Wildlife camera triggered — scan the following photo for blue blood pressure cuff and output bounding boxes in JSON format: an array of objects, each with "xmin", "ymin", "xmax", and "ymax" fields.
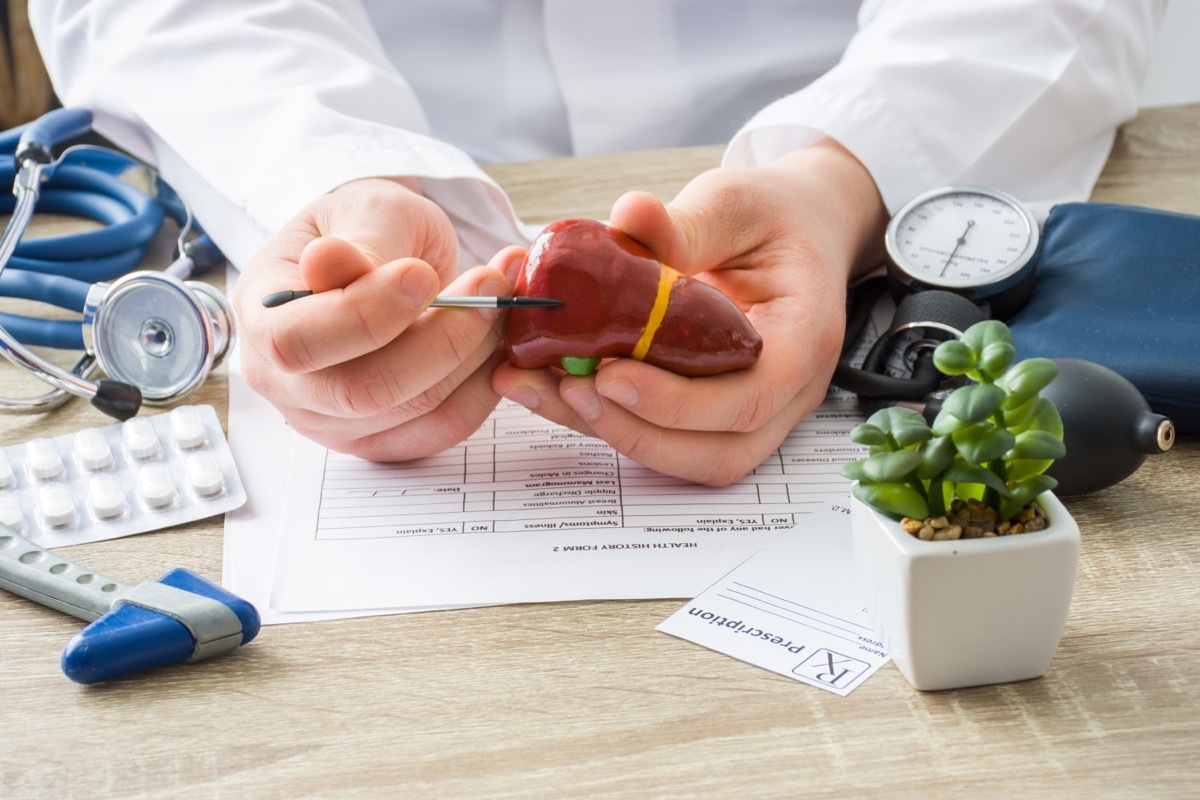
[{"xmin": 1007, "ymin": 202, "xmax": 1200, "ymax": 434}]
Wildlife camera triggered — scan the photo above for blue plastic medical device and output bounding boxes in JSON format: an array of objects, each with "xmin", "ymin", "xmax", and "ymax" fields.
[{"xmin": 0, "ymin": 523, "xmax": 259, "ymax": 683}]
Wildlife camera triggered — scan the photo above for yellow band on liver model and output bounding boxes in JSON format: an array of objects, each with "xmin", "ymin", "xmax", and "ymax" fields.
[{"xmin": 632, "ymin": 264, "xmax": 682, "ymax": 361}]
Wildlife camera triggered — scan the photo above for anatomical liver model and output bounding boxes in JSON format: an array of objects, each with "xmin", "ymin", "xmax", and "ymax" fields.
[{"xmin": 503, "ymin": 218, "xmax": 762, "ymax": 376}]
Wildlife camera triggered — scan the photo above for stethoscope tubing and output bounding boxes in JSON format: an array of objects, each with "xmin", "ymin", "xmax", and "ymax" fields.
[
  {"xmin": 0, "ymin": 313, "xmax": 83, "ymax": 350},
  {"xmin": 0, "ymin": 255, "xmax": 90, "ymax": 349},
  {"xmin": 0, "ymin": 267, "xmax": 90, "ymax": 309},
  {"xmin": 0, "ymin": 161, "xmax": 164, "ymax": 280}
]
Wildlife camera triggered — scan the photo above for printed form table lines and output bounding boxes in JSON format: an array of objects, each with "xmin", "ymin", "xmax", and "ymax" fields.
[{"xmin": 314, "ymin": 393, "xmax": 866, "ymax": 541}]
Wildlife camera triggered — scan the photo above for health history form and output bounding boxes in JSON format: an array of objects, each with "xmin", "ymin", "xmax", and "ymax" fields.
[
  {"xmin": 316, "ymin": 398, "xmax": 860, "ymax": 539},
  {"xmin": 270, "ymin": 389, "xmax": 867, "ymax": 613}
]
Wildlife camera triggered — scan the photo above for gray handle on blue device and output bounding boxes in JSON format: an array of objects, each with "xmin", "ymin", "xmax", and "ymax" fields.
[{"xmin": 0, "ymin": 523, "xmax": 125, "ymax": 620}]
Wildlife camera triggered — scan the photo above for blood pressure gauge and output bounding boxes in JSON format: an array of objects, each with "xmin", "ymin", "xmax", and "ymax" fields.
[
  {"xmin": 853, "ymin": 185, "xmax": 1040, "ymax": 397},
  {"xmin": 884, "ymin": 185, "xmax": 1040, "ymax": 320}
]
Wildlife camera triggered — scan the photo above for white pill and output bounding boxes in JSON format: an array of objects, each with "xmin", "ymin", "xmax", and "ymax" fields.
[
  {"xmin": 25, "ymin": 438, "xmax": 64, "ymax": 481},
  {"xmin": 185, "ymin": 452, "xmax": 225, "ymax": 497},
  {"xmin": 0, "ymin": 495, "xmax": 24, "ymax": 531},
  {"xmin": 122, "ymin": 418, "xmax": 161, "ymax": 460},
  {"xmin": 88, "ymin": 475, "xmax": 129, "ymax": 520},
  {"xmin": 75, "ymin": 428, "xmax": 115, "ymax": 471},
  {"xmin": 169, "ymin": 406, "xmax": 207, "ymax": 449},
  {"xmin": 38, "ymin": 484, "xmax": 77, "ymax": 527},
  {"xmin": 0, "ymin": 452, "xmax": 13, "ymax": 488},
  {"xmin": 137, "ymin": 463, "xmax": 177, "ymax": 509}
]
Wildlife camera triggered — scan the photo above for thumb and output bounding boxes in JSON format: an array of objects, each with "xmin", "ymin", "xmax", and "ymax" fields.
[{"xmin": 609, "ymin": 180, "xmax": 767, "ymax": 275}]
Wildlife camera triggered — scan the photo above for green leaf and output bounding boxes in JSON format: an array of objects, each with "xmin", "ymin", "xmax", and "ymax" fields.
[
  {"xmin": 933, "ymin": 339, "xmax": 976, "ymax": 375},
  {"xmin": 931, "ymin": 406, "xmax": 972, "ymax": 437},
  {"xmin": 849, "ymin": 423, "xmax": 887, "ymax": 447},
  {"xmin": 999, "ymin": 358, "xmax": 1060, "ymax": 409},
  {"xmin": 978, "ymin": 341, "xmax": 1016, "ymax": 376},
  {"xmin": 852, "ymin": 482, "xmax": 930, "ymax": 521},
  {"xmin": 942, "ymin": 462, "xmax": 1011, "ymax": 496},
  {"xmin": 999, "ymin": 475, "xmax": 1058, "ymax": 522},
  {"xmin": 1007, "ymin": 429, "xmax": 1067, "ymax": 461},
  {"xmin": 862, "ymin": 450, "xmax": 922, "ymax": 483},
  {"xmin": 960, "ymin": 320, "xmax": 1013, "ymax": 358},
  {"xmin": 916, "ymin": 435, "xmax": 957, "ymax": 479},
  {"xmin": 841, "ymin": 460, "xmax": 869, "ymax": 481},
  {"xmin": 1003, "ymin": 422, "xmax": 1066, "ymax": 483},
  {"xmin": 1008, "ymin": 396, "xmax": 1065, "ymax": 438},
  {"xmin": 952, "ymin": 424, "xmax": 1016, "ymax": 465},
  {"xmin": 941, "ymin": 383, "xmax": 1006, "ymax": 424},
  {"xmin": 1002, "ymin": 394, "xmax": 1037, "ymax": 428},
  {"xmin": 1005, "ymin": 459, "xmax": 1051, "ymax": 484},
  {"xmin": 863, "ymin": 406, "xmax": 932, "ymax": 448}
]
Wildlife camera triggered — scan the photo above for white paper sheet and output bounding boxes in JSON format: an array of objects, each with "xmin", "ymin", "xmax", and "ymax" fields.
[
  {"xmin": 656, "ymin": 497, "xmax": 889, "ymax": 696},
  {"xmin": 268, "ymin": 394, "xmax": 866, "ymax": 612},
  {"xmin": 224, "ymin": 266, "xmax": 890, "ymax": 623}
]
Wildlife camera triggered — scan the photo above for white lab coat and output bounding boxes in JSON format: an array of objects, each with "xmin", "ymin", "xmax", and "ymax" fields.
[{"xmin": 29, "ymin": 0, "xmax": 1163, "ymax": 270}]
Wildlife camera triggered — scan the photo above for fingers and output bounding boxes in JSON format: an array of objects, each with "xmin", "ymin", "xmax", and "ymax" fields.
[
  {"xmin": 494, "ymin": 361, "xmax": 810, "ymax": 487},
  {"xmin": 313, "ymin": 178, "xmax": 462, "ymax": 282},
  {"xmin": 297, "ymin": 236, "xmax": 381, "ymax": 292},
  {"xmin": 498, "ymin": 361, "xmax": 753, "ymax": 435},
  {"xmin": 493, "ymin": 361, "xmax": 596, "ymax": 434},
  {"xmin": 248, "ymin": 251, "xmax": 441, "ymax": 375},
  {"xmin": 496, "ymin": 344, "xmax": 821, "ymax": 436},
  {"xmin": 239, "ymin": 258, "xmax": 511, "ymax": 461},
  {"xmin": 292, "ymin": 264, "xmax": 511, "ymax": 418},
  {"xmin": 288, "ymin": 351, "xmax": 506, "ymax": 460},
  {"xmin": 608, "ymin": 191, "xmax": 688, "ymax": 265},
  {"xmin": 489, "ymin": 244, "xmax": 527, "ymax": 283}
]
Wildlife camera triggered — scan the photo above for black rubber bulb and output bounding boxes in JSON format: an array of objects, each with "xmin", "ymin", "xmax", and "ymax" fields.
[{"xmin": 1040, "ymin": 359, "xmax": 1175, "ymax": 495}]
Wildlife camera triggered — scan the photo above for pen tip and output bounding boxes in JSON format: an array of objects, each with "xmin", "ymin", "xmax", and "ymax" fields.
[{"xmin": 262, "ymin": 290, "xmax": 313, "ymax": 308}]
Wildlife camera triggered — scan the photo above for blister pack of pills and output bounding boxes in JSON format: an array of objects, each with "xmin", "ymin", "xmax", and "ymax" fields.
[{"xmin": 0, "ymin": 405, "xmax": 246, "ymax": 548}]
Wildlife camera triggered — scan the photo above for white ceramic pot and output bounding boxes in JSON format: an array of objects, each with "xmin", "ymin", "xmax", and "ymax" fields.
[{"xmin": 850, "ymin": 491, "xmax": 1080, "ymax": 692}]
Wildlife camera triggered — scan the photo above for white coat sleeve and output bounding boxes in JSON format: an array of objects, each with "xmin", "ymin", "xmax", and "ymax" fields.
[
  {"xmin": 27, "ymin": 0, "xmax": 529, "ymax": 270},
  {"xmin": 724, "ymin": 0, "xmax": 1166, "ymax": 219}
]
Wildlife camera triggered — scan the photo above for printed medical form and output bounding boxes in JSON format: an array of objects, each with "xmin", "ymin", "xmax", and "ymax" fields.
[{"xmin": 267, "ymin": 392, "xmax": 864, "ymax": 612}]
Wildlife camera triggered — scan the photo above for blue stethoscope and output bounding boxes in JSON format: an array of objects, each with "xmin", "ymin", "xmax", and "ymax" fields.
[{"xmin": 0, "ymin": 108, "xmax": 235, "ymax": 420}]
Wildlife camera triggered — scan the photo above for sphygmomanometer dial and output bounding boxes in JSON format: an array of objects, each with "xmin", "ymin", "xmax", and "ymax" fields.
[{"xmin": 884, "ymin": 185, "xmax": 1040, "ymax": 319}]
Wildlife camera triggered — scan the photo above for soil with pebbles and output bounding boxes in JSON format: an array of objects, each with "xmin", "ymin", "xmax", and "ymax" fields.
[{"xmin": 900, "ymin": 497, "xmax": 1049, "ymax": 541}]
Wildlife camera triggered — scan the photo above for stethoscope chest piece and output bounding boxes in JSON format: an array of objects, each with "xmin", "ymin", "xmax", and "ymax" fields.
[{"xmin": 82, "ymin": 272, "xmax": 235, "ymax": 404}]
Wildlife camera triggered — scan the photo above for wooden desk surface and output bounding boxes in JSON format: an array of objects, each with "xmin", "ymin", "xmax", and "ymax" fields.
[{"xmin": 2, "ymin": 105, "xmax": 1198, "ymax": 800}]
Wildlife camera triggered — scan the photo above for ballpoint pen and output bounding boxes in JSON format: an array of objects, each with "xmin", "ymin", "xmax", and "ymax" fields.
[{"xmin": 261, "ymin": 289, "xmax": 563, "ymax": 309}]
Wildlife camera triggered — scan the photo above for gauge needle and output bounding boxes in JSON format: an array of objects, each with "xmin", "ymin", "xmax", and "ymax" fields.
[{"xmin": 939, "ymin": 220, "xmax": 975, "ymax": 276}]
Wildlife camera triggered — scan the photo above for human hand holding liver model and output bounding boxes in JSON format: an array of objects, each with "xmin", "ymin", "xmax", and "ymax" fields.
[
  {"xmin": 503, "ymin": 218, "xmax": 762, "ymax": 377},
  {"xmin": 492, "ymin": 140, "xmax": 889, "ymax": 486}
]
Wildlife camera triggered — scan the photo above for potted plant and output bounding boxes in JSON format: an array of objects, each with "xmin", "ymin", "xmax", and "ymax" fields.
[{"xmin": 843, "ymin": 319, "xmax": 1080, "ymax": 691}]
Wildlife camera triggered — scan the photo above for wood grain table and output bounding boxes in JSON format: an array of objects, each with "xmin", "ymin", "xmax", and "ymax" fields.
[{"xmin": 1, "ymin": 104, "xmax": 1197, "ymax": 800}]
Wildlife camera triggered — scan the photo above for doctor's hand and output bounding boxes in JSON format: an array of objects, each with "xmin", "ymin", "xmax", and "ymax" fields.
[
  {"xmin": 233, "ymin": 177, "xmax": 513, "ymax": 460},
  {"xmin": 492, "ymin": 140, "xmax": 888, "ymax": 485}
]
